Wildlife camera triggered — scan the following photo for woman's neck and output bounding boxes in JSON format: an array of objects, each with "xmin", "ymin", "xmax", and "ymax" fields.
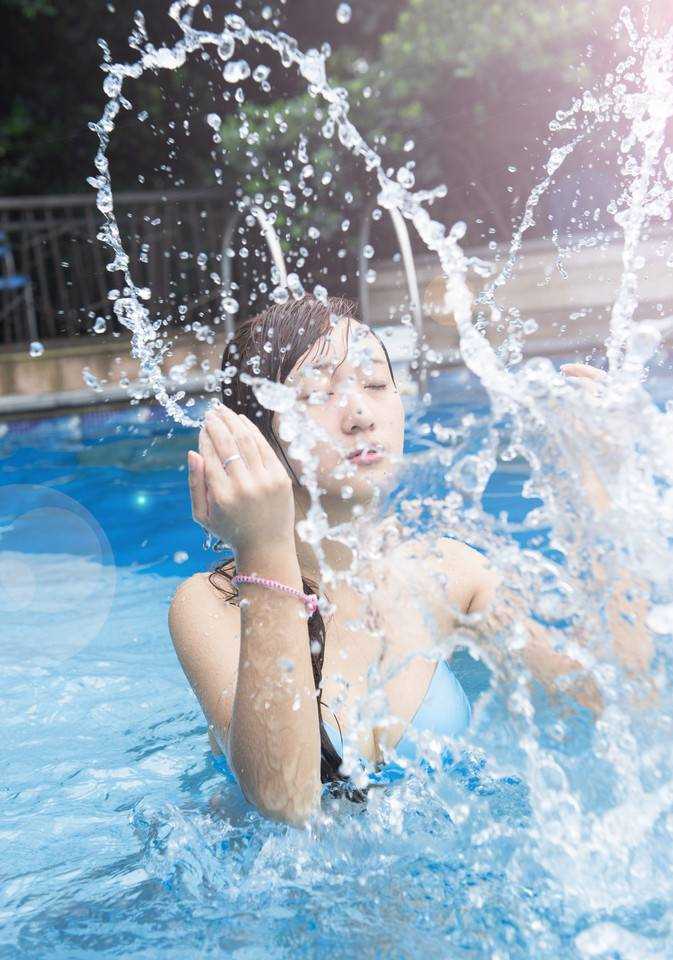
[{"xmin": 292, "ymin": 489, "xmax": 402, "ymax": 586}]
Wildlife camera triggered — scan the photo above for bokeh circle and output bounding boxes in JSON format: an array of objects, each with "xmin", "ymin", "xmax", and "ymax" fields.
[{"xmin": 0, "ymin": 485, "xmax": 116, "ymax": 662}]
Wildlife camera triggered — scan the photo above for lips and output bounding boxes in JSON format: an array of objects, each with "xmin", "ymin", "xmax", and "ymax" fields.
[{"xmin": 347, "ymin": 444, "xmax": 384, "ymax": 463}]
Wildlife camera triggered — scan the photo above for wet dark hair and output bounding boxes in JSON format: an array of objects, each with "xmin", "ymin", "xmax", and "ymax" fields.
[{"xmin": 208, "ymin": 295, "xmax": 398, "ymax": 803}]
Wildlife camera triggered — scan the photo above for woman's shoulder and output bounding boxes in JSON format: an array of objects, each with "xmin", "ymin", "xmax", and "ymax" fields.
[
  {"xmin": 386, "ymin": 533, "xmax": 491, "ymax": 618},
  {"xmin": 390, "ymin": 530, "xmax": 488, "ymax": 574},
  {"xmin": 168, "ymin": 571, "xmax": 242, "ymax": 761},
  {"xmin": 172, "ymin": 567, "xmax": 240, "ymax": 604},
  {"xmin": 168, "ymin": 570, "xmax": 241, "ymax": 641}
]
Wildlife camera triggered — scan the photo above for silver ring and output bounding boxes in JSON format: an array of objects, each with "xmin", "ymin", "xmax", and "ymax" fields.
[{"xmin": 222, "ymin": 453, "xmax": 243, "ymax": 471}]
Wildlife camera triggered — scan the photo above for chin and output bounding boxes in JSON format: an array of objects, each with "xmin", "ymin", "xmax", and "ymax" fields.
[{"xmin": 326, "ymin": 469, "xmax": 393, "ymax": 505}]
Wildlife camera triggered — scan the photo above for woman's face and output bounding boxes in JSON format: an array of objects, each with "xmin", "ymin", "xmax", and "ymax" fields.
[{"xmin": 272, "ymin": 318, "xmax": 405, "ymax": 505}]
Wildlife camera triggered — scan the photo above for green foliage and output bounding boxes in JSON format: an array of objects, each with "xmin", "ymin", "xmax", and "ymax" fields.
[
  {"xmin": 207, "ymin": 0, "xmax": 627, "ymax": 243},
  {"xmin": 1, "ymin": 0, "xmax": 631, "ymax": 242},
  {"xmin": 1, "ymin": 0, "xmax": 56, "ymax": 16},
  {"xmin": 378, "ymin": 0, "xmax": 610, "ymax": 81}
]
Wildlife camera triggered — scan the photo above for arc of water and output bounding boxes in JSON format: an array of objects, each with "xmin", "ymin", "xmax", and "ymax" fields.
[
  {"xmin": 93, "ymin": 5, "xmax": 512, "ymax": 428},
  {"xmin": 607, "ymin": 19, "xmax": 673, "ymax": 378},
  {"xmin": 221, "ymin": 202, "xmax": 288, "ymax": 339},
  {"xmin": 359, "ymin": 200, "xmax": 426, "ymax": 390},
  {"xmin": 358, "ymin": 201, "xmax": 423, "ymax": 337}
]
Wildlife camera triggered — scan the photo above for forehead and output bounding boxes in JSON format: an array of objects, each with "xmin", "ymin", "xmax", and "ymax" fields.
[{"xmin": 290, "ymin": 318, "xmax": 387, "ymax": 380}]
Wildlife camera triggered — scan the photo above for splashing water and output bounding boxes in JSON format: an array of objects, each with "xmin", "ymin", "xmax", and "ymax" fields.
[{"xmin": 85, "ymin": 2, "xmax": 673, "ymax": 955}]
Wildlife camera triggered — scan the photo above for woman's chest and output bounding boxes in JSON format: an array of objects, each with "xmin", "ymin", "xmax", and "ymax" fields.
[{"xmin": 319, "ymin": 555, "xmax": 470, "ymax": 760}]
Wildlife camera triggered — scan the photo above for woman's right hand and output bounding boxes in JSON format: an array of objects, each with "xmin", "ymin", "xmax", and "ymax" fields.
[{"xmin": 187, "ymin": 403, "xmax": 296, "ymax": 556}]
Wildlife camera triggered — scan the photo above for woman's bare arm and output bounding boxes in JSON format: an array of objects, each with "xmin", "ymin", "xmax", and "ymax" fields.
[
  {"xmin": 418, "ymin": 536, "xmax": 602, "ymax": 711},
  {"xmin": 456, "ymin": 542, "xmax": 655, "ymax": 714},
  {"xmin": 170, "ymin": 402, "xmax": 324, "ymax": 828},
  {"xmin": 464, "ymin": 559, "xmax": 605, "ymax": 714},
  {"xmin": 169, "ymin": 547, "xmax": 322, "ymax": 828}
]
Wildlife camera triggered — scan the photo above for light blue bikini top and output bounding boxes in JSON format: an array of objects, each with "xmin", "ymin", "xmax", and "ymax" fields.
[{"xmin": 323, "ymin": 659, "xmax": 472, "ymax": 762}]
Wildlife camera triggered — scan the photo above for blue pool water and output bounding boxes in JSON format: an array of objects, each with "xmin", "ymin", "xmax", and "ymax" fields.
[{"xmin": 2, "ymin": 360, "xmax": 672, "ymax": 959}]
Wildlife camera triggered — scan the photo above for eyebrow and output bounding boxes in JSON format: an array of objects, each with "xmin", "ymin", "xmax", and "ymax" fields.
[{"xmin": 309, "ymin": 357, "xmax": 386, "ymax": 370}]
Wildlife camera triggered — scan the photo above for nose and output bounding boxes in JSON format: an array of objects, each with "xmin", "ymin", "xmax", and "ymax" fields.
[{"xmin": 340, "ymin": 386, "xmax": 375, "ymax": 435}]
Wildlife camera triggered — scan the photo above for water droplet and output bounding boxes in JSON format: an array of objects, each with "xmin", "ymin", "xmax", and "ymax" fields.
[
  {"xmin": 241, "ymin": 373, "xmax": 296, "ymax": 413},
  {"xmin": 336, "ymin": 3, "xmax": 352, "ymax": 24},
  {"xmin": 223, "ymin": 60, "xmax": 251, "ymax": 83},
  {"xmin": 449, "ymin": 220, "xmax": 467, "ymax": 241},
  {"xmin": 287, "ymin": 273, "xmax": 305, "ymax": 299},
  {"xmin": 217, "ymin": 34, "xmax": 235, "ymax": 62},
  {"xmin": 206, "ymin": 113, "xmax": 222, "ymax": 131},
  {"xmin": 224, "ymin": 14, "xmax": 245, "ymax": 31},
  {"xmin": 271, "ymin": 286, "xmax": 289, "ymax": 305},
  {"xmin": 396, "ymin": 167, "xmax": 415, "ymax": 189},
  {"xmin": 103, "ymin": 74, "xmax": 122, "ymax": 99},
  {"xmin": 93, "ymin": 317, "xmax": 107, "ymax": 334},
  {"xmin": 173, "ymin": 551, "xmax": 189, "ymax": 564},
  {"xmin": 253, "ymin": 64, "xmax": 270, "ymax": 83},
  {"xmin": 83, "ymin": 367, "xmax": 104, "ymax": 392},
  {"xmin": 29, "ymin": 341, "xmax": 44, "ymax": 358}
]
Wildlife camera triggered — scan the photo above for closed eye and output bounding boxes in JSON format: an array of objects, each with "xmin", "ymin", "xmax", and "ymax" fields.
[
  {"xmin": 300, "ymin": 390, "xmax": 335, "ymax": 403},
  {"xmin": 366, "ymin": 383, "xmax": 387, "ymax": 390}
]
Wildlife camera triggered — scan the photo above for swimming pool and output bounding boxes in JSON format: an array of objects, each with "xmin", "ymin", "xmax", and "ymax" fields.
[{"xmin": 2, "ymin": 360, "xmax": 672, "ymax": 959}]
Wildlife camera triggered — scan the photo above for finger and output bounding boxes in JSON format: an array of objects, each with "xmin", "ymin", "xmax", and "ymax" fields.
[
  {"xmin": 187, "ymin": 450, "xmax": 208, "ymax": 523},
  {"xmin": 563, "ymin": 375, "xmax": 602, "ymax": 397},
  {"xmin": 560, "ymin": 363, "xmax": 606, "ymax": 382},
  {"xmin": 239, "ymin": 411, "xmax": 286, "ymax": 473},
  {"xmin": 203, "ymin": 409, "xmax": 249, "ymax": 483},
  {"xmin": 199, "ymin": 426, "xmax": 230, "ymax": 504},
  {"xmin": 215, "ymin": 406, "xmax": 264, "ymax": 474},
  {"xmin": 238, "ymin": 412, "xmax": 279, "ymax": 471}
]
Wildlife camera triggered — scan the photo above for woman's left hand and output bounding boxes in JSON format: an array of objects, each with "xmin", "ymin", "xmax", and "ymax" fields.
[{"xmin": 559, "ymin": 362, "xmax": 608, "ymax": 397}]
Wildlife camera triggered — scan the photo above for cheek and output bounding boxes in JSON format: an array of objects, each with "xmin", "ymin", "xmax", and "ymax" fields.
[
  {"xmin": 272, "ymin": 408, "xmax": 342, "ymax": 465},
  {"xmin": 385, "ymin": 398, "xmax": 405, "ymax": 447},
  {"xmin": 302, "ymin": 404, "xmax": 342, "ymax": 436}
]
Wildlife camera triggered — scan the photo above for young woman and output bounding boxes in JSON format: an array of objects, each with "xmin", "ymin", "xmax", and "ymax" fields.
[{"xmin": 168, "ymin": 295, "xmax": 647, "ymax": 827}]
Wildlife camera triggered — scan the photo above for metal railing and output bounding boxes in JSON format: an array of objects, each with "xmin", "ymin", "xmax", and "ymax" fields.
[
  {"xmin": 0, "ymin": 188, "xmax": 232, "ymax": 344},
  {"xmin": 0, "ymin": 189, "xmax": 430, "ymax": 393}
]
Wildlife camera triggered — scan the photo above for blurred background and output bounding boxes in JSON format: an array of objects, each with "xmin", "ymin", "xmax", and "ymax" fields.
[{"xmin": 1, "ymin": 0, "xmax": 672, "ymax": 413}]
